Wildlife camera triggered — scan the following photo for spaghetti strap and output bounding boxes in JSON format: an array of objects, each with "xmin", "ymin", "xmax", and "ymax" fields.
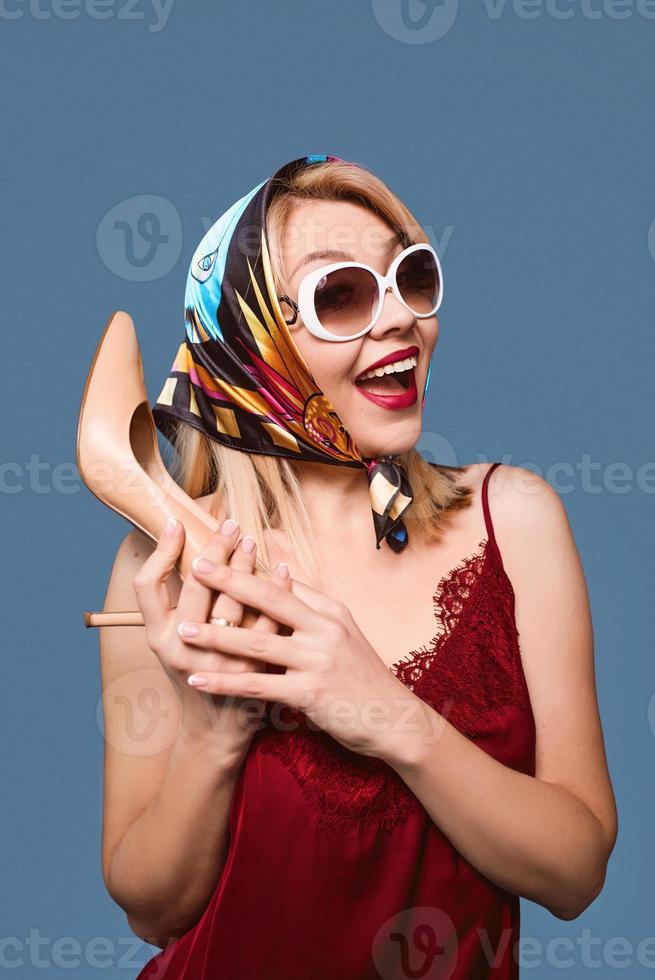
[{"xmin": 482, "ymin": 461, "xmax": 503, "ymax": 558}]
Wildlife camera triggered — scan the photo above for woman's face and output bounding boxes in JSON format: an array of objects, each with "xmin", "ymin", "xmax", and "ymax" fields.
[{"xmin": 279, "ymin": 199, "xmax": 439, "ymax": 459}]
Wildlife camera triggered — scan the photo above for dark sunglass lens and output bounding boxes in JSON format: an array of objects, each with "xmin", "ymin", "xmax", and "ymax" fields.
[
  {"xmin": 313, "ymin": 267, "xmax": 378, "ymax": 336},
  {"xmin": 397, "ymin": 249, "xmax": 440, "ymax": 314}
]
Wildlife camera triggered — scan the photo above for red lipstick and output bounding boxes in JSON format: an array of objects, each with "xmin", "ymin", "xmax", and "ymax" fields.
[{"xmin": 354, "ymin": 345, "xmax": 420, "ymax": 382}]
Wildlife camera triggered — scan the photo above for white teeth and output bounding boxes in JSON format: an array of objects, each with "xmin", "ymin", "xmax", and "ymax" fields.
[{"xmin": 357, "ymin": 354, "xmax": 417, "ymax": 383}]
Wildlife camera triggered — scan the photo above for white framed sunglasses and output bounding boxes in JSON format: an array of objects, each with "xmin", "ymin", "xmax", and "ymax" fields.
[{"xmin": 277, "ymin": 242, "xmax": 443, "ymax": 342}]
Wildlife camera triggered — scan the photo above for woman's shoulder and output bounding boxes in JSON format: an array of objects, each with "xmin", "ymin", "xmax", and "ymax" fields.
[
  {"xmin": 110, "ymin": 526, "xmax": 157, "ymax": 581},
  {"xmin": 474, "ymin": 463, "xmax": 574, "ymax": 591},
  {"xmin": 105, "ymin": 526, "xmax": 172, "ymax": 613},
  {"xmin": 435, "ymin": 461, "xmax": 569, "ymax": 572},
  {"xmin": 481, "ymin": 462, "xmax": 567, "ymax": 532},
  {"xmin": 448, "ymin": 460, "xmax": 560, "ymax": 508}
]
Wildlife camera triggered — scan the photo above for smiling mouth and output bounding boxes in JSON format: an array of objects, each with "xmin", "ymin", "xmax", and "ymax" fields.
[{"xmin": 354, "ymin": 366, "xmax": 415, "ymax": 394}]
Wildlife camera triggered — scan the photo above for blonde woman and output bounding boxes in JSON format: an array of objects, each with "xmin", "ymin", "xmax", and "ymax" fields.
[{"xmin": 99, "ymin": 155, "xmax": 617, "ymax": 979}]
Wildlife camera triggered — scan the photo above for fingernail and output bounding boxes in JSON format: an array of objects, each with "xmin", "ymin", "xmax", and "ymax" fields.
[
  {"xmin": 241, "ymin": 536, "xmax": 256, "ymax": 553},
  {"xmin": 220, "ymin": 518, "xmax": 239, "ymax": 536},
  {"xmin": 178, "ymin": 622, "xmax": 200, "ymax": 637},
  {"xmin": 276, "ymin": 562, "xmax": 289, "ymax": 578},
  {"xmin": 163, "ymin": 517, "xmax": 178, "ymax": 538},
  {"xmin": 192, "ymin": 557, "xmax": 215, "ymax": 573},
  {"xmin": 187, "ymin": 674, "xmax": 208, "ymax": 686}
]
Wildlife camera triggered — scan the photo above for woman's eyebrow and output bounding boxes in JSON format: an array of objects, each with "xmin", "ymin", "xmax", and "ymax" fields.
[
  {"xmin": 289, "ymin": 232, "xmax": 403, "ymax": 279},
  {"xmin": 290, "ymin": 249, "xmax": 352, "ymax": 279}
]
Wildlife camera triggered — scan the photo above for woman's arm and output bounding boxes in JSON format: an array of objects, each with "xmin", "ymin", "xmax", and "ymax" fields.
[
  {"xmin": 383, "ymin": 466, "xmax": 618, "ymax": 920},
  {"xmin": 109, "ymin": 727, "xmax": 245, "ymax": 948},
  {"xmin": 100, "ymin": 530, "xmax": 248, "ymax": 948}
]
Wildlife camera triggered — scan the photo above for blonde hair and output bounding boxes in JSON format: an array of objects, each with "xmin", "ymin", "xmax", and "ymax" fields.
[{"xmin": 163, "ymin": 159, "xmax": 474, "ymax": 588}]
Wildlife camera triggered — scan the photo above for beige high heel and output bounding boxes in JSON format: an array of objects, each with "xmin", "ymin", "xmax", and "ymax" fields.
[{"xmin": 77, "ymin": 311, "xmax": 271, "ymax": 628}]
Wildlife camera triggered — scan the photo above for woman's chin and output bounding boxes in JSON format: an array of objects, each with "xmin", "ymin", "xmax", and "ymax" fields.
[
  {"xmin": 350, "ymin": 429, "xmax": 420, "ymax": 461},
  {"xmin": 327, "ymin": 390, "xmax": 423, "ymax": 459}
]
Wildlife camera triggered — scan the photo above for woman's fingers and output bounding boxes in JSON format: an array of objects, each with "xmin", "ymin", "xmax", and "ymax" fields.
[
  {"xmin": 190, "ymin": 562, "xmax": 336, "ymax": 633},
  {"xmin": 253, "ymin": 561, "xmax": 292, "ymax": 634},
  {"xmin": 186, "ymin": 669, "xmax": 299, "ymax": 706},
  {"xmin": 175, "ymin": 519, "xmax": 241, "ymax": 625},
  {"xmin": 287, "ymin": 575, "xmax": 346, "ymax": 619},
  {"xmin": 208, "ymin": 533, "xmax": 257, "ymax": 627},
  {"xmin": 133, "ymin": 516, "xmax": 186, "ymax": 631},
  {"xmin": 177, "ymin": 562, "xmax": 295, "ymax": 677},
  {"xmin": 178, "ymin": 620, "xmax": 307, "ymax": 670}
]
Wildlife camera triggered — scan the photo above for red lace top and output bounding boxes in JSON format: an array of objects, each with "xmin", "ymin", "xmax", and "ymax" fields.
[{"xmin": 135, "ymin": 461, "xmax": 536, "ymax": 979}]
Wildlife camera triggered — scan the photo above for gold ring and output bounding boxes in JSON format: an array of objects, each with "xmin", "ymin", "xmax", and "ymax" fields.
[{"xmin": 210, "ymin": 616, "xmax": 237, "ymax": 628}]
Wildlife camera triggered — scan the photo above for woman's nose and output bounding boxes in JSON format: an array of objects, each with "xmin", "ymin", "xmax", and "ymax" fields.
[{"xmin": 369, "ymin": 284, "xmax": 416, "ymax": 337}]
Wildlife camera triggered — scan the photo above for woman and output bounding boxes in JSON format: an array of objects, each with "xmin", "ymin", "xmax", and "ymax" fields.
[{"xmin": 99, "ymin": 155, "xmax": 617, "ymax": 979}]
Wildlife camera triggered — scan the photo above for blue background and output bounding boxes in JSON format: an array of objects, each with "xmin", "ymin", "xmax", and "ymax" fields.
[{"xmin": 1, "ymin": 0, "xmax": 653, "ymax": 975}]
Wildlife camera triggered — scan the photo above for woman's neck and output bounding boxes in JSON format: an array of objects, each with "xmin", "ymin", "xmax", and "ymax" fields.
[{"xmin": 291, "ymin": 459, "xmax": 373, "ymax": 536}]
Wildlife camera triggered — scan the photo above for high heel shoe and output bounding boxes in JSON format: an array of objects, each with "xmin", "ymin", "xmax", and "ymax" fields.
[{"xmin": 77, "ymin": 311, "xmax": 270, "ymax": 628}]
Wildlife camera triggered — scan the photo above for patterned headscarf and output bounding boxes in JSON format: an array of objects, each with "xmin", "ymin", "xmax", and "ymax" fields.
[{"xmin": 152, "ymin": 154, "xmax": 432, "ymax": 552}]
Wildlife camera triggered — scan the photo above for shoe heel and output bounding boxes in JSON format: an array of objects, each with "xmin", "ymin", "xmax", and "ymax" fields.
[{"xmin": 76, "ymin": 311, "xmax": 270, "ymax": 579}]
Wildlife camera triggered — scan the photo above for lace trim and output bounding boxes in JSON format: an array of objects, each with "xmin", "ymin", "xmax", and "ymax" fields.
[
  {"xmin": 257, "ymin": 708, "xmax": 416, "ymax": 833},
  {"xmin": 256, "ymin": 538, "xmax": 531, "ymax": 833},
  {"xmin": 389, "ymin": 538, "xmax": 490, "ymax": 675},
  {"xmin": 389, "ymin": 538, "xmax": 530, "ymax": 737}
]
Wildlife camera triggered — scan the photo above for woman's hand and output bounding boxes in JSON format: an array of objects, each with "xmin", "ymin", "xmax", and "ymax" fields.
[
  {"xmin": 133, "ymin": 516, "xmax": 291, "ymax": 760},
  {"xmin": 175, "ymin": 561, "xmax": 431, "ymax": 762}
]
